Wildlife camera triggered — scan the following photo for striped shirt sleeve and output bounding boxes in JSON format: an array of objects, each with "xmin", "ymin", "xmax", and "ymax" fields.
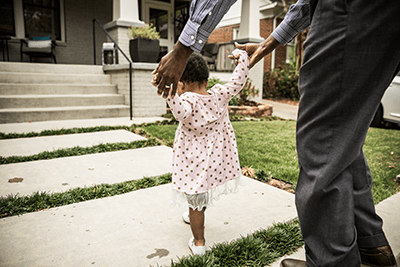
[
  {"xmin": 179, "ymin": 0, "xmax": 237, "ymax": 53},
  {"xmin": 271, "ymin": 0, "xmax": 311, "ymax": 45}
]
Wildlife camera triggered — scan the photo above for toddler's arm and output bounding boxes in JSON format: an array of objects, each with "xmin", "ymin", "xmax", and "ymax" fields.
[
  {"xmin": 166, "ymin": 93, "xmax": 193, "ymax": 121},
  {"xmin": 218, "ymin": 49, "xmax": 250, "ymax": 101}
]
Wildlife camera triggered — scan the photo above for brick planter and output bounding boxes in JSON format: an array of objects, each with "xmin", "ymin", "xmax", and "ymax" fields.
[{"xmin": 228, "ymin": 103, "xmax": 272, "ymax": 117}]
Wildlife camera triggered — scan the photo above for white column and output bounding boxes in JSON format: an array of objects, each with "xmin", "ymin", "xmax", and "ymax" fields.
[
  {"xmin": 236, "ymin": 0, "xmax": 263, "ymax": 43},
  {"xmin": 104, "ymin": 0, "xmax": 145, "ymax": 65},
  {"xmin": 112, "ymin": 0, "xmax": 143, "ymax": 25},
  {"xmin": 234, "ymin": 0, "xmax": 264, "ymax": 103}
]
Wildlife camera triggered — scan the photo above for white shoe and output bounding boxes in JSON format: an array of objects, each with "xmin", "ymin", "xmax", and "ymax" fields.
[
  {"xmin": 182, "ymin": 212, "xmax": 190, "ymax": 224},
  {"xmin": 188, "ymin": 237, "xmax": 206, "ymax": 256}
]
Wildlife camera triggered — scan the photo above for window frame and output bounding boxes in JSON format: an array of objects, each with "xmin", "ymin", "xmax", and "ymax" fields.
[{"xmin": 13, "ymin": 0, "xmax": 65, "ymax": 43}]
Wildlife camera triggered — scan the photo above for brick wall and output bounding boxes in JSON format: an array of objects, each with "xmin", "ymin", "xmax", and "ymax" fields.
[
  {"xmin": 207, "ymin": 24, "xmax": 238, "ymax": 44},
  {"xmin": 60, "ymin": 0, "xmax": 112, "ymax": 64},
  {"xmin": 207, "ymin": 18, "xmax": 287, "ymax": 72}
]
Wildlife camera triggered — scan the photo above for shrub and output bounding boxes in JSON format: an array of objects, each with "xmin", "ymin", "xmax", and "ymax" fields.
[
  {"xmin": 128, "ymin": 23, "xmax": 160, "ymax": 40},
  {"xmin": 263, "ymin": 64, "xmax": 299, "ymax": 101},
  {"xmin": 207, "ymin": 77, "xmax": 222, "ymax": 90},
  {"xmin": 207, "ymin": 77, "xmax": 260, "ymax": 106}
]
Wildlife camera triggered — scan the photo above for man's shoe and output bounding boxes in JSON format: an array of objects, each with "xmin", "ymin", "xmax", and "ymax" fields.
[
  {"xmin": 359, "ymin": 245, "xmax": 397, "ymax": 267},
  {"xmin": 280, "ymin": 259, "xmax": 307, "ymax": 267}
]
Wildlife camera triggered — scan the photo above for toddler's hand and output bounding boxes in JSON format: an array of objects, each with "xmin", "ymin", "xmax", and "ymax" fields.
[{"xmin": 228, "ymin": 49, "xmax": 248, "ymax": 66}]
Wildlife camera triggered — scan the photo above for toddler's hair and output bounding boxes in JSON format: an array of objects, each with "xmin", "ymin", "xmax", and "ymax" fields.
[{"xmin": 180, "ymin": 53, "xmax": 209, "ymax": 84}]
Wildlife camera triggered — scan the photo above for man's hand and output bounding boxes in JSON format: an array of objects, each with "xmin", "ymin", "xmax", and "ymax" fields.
[
  {"xmin": 152, "ymin": 41, "xmax": 193, "ymax": 98},
  {"xmin": 229, "ymin": 35, "xmax": 281, "ymax": 69}
]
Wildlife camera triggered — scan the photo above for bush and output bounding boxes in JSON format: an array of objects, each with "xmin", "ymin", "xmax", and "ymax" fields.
[
  {"xmin": 263, "ymin": 64, "xmax": 299, "ymax": 101},
  {"xmin": 207, "ymin": 77, "xmax": 222, "ymax": 90},
  {"xmin": 207, "ymin": 77, "xmax": 260, "ymax": 106}
]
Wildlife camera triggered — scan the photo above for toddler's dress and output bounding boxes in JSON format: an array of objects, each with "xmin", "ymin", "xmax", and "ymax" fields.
[{"xmin": 167, "ymin": 49, "xmax": 250, "ymax": 210}]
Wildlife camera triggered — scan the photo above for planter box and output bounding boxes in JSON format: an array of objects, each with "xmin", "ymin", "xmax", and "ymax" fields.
[
  {"xmin": 228, "ymin": 103, "xmax": 272, "ymax": 117},
  {"xmin": 129, "ymin": 38, "xmax": 159, "ymax": 63}
]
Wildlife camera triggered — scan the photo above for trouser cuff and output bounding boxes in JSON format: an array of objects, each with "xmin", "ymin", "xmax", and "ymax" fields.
[{"xmin": 358, "ymin": 232, "xmax": 389, "ymax": 248}]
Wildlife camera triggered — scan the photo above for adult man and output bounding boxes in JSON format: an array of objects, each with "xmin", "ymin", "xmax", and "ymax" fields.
[{"xmin": 153, "ymin": 0, "xmax": 399, "ymax": 266}]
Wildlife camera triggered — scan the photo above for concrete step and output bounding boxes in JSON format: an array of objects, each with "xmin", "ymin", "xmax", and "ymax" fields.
[
  {"xmin": 0, "ymin": 62, "xmax": 104, "ymax": 74},
  {"xmin": 0, "ymin": 84, "xmax": 118, "ymax": 95},
  {"xmin": 0, "ymin": 105, "xmax": 131, "ymax": 123},
  {"xmin": 0, "ymin": 94, "xmax": 126, "ymax": 108},
  {"xmin": 0, "ymin": 72, "xmax": 111, "ymax": 85}
]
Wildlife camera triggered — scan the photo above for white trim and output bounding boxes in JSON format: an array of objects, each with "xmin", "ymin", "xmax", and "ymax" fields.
[
  {"xmin": 142, "ymin": 0, "xmax": 174, "ymax": 51},
  {"xmin": 13, "ymin": 0, "xmax": 24, "ymax": 38}
]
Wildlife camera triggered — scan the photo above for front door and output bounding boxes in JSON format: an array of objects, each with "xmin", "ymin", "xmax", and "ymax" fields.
[{"xmin": 143, "ymin": 1, "xmax": 174, "ymax": 61}]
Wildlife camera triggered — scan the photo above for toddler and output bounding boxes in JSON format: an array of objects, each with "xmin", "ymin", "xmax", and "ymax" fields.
[{"xmin": 162, "ymin": 49, "xmax": 249, "ymax": 255}]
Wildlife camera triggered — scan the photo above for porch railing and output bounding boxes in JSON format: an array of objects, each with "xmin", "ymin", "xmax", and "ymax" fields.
[{"xmin": 92, "ymin": 19, "xmax": 133, "ymax": 120}]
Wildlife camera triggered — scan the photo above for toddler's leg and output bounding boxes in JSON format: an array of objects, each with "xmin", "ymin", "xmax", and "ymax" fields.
[{"xmin": 189, "ymin": 207, "xmax": 206, "ymax": 246}]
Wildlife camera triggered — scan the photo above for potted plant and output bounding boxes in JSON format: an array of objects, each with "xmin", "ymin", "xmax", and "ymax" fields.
[{"xmin": 128, "ymin": 23, "xmax": 160, "ymax": 63}]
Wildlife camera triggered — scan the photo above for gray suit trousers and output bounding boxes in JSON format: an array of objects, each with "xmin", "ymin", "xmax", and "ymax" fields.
[{"xmin": 295, "ymin": 0, "xmax": 400, "ymax": 266}]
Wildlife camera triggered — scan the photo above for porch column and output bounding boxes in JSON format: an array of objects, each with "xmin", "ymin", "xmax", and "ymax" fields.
[
  {"xmin": 236, "ymin": 0, "xmax": 263, "ymax": 43},
  {"xmin": 234, "ymin": 0, "xmax": 264, "ymax": 103},
  {"xmin": 104, "ymin": 0, "xmax": 145, "ymax": 64}
]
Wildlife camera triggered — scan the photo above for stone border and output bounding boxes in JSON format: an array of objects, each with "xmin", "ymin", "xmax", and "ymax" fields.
[{"xmin": 228, "ymin": 103, "xmax": 272, "ymax": 117}]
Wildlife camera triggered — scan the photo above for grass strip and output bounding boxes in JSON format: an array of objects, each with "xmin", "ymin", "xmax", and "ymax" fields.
[
  {"xmin": 0, "ymin": 138, "xmax": 163, "ymax": 165},
  {"xmin": 0, "ymin": 115, "xmax": 282, "ymax": 140},
  {"xmin": 0, "ymin": 173, "xmax": 172, "ymax": 218},
  {"xmin": 0, "ymin": 119, "xmax": 179, "ymax": 140},
  {"xmin": 170, "ymin": 219, "xmax": 303, "ymax": 267},
  {"xmin": 0, "ymin": 125, "xmax": 130, "ymax": 139}
]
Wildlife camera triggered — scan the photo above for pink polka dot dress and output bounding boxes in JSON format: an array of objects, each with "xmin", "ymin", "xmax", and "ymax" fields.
[{"xmin": 167, "ymin": 49, "xmax": 250, "ymax": 210}]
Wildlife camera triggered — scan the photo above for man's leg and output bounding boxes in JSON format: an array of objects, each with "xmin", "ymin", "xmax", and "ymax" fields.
[{"xmin": 294, "ymin": 0, "xmax": 400, "ymax": 266}]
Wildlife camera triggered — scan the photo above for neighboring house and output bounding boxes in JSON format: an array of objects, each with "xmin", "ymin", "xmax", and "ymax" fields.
[{"xmin": 207, "ymin": 0, "xmax": 290, "ymax": 72}]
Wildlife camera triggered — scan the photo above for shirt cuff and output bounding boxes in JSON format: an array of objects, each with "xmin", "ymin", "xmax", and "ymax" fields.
[
  {"xmin": 178, "ymin": 19, "xmax": 207, "ymax": 53},
  {"xmin": 271, "ymin": 20, "xmax": 299, "ymax": 45}
]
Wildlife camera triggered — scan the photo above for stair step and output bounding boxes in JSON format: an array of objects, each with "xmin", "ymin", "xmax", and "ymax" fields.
[
  {"xmin": 0, "ymin": 62, "xmax": 104, "ymax": 74},
  {"xmin": 0, "ymin": 84, "xmax": 118, "ymax": 95},
  {"xmin": 0, "ymin": 94, "xmax": 126, "ymax": 108},
  {"xmin": 0, "ymin": 105, "xmax": 131, "ymax": 123},
  {"xmin": 0, "ymin": 72, "xmax": 111, "ymax": 85}
]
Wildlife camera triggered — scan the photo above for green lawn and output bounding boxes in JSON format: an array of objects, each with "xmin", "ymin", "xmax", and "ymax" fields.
[{"xmin": 143, "ymin": 120, "xmax": 400, "ymax": 204}]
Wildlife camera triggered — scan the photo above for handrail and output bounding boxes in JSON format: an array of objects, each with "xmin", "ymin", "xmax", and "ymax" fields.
[{"xmin": 93, "ymin": 19, "xmax": 133, "ymax": 120}]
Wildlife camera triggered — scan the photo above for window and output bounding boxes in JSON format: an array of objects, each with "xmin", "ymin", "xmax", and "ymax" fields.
[
  {"xmin": 286, "ymin": 39, "xmax": 295, "ymax": 64},
  {"xmin": 0, "ymin": 0, "xmax": 16, "ymax": 36},
  {"xmin": 23, "ymin": 0, "xmax": 61, "ymax": 40},
  {"xmin": 232, "ymin": 27, "xmax": 240, "ymax": 40}
]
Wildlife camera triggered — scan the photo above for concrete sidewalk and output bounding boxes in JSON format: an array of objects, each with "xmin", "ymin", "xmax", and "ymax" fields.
[
  {"xmin": 262, "ymin": 99, "xmax": 298, "ymax": 120},
  {"xmin": 0, "ymin": 117, "xmax": 399, "ymax": 267},
  {"xmin": 0, "ymin": 130, "xmax": 146, "ymax": 157},
  {"xmin": 0, "ymin": 117, "xmax": 164, "ymax": 134},
  {"xmin": 0, "ymin": 177, "xmax": 298, "ymax": 267},
  {"xmin": 0, "ymin": 146, "xmax": 173, "ymax": 197}
]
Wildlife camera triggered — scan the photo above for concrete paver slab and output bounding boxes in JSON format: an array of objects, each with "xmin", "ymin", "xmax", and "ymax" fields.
[
  {"xmin": 0, "ymin": 130, "xmax": 146, "ymax": 157},
  {"xmin": 0, "ymin": 146, "xmax": 173, "ymax": 197},
  {"xmin": 262, "ymin": 100, "xmax": 298, "ymax": 120},
  {"xmin": 0, "ymin": 117, "xmax": 166, "ymax": 134},
  {"xmin": 0, "ymin": 177, "xmax": 297, "ymax": 267}
]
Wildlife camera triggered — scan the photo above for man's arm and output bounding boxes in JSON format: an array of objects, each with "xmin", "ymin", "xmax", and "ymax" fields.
[
  {"xmin": 271, "ymin": 0, "xmax": 311, "ymax": 45},
  {"xmin": 153, "ymin": 0, "xmax": 237, "ymax": 98}
]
